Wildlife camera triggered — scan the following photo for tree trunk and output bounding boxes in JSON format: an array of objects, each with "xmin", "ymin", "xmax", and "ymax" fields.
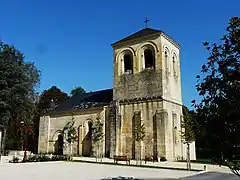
[
  {"xmin": 186, "ymin": 143, "xmax": 191, "ymax": 170},
  {"xmin": 140, "ymin": 141, "xmax": 142, "ymax": 166}
]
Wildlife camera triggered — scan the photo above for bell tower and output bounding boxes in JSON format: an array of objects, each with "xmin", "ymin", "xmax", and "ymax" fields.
[{"xmin": 110, "ymin": 27, "xmax": 196, "ymax": 161}]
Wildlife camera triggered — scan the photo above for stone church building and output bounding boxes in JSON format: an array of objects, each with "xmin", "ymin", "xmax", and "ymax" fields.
[{"xmin": 38, "ymin": 28, "xmax": 196, "ymax": 161}]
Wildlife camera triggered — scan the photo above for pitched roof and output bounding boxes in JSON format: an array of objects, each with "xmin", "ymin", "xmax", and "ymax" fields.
[
  {"xmin": 53, "ymin": 89, "xmax": 113, "ymax": 112},
  {"xmin": 111, "ymin": 28, "xmax": 162, "ymax": 46}
]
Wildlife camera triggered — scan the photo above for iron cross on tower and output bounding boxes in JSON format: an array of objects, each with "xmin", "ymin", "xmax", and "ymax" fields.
[{"xmin": 144, "ymin": 18, "xmax": 150, "ymax": 28}]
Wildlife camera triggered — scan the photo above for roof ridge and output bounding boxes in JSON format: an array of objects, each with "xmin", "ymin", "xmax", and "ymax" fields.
[{"xmin": 111, "ymin": 28, "xmax": 161, "ymax": 46}]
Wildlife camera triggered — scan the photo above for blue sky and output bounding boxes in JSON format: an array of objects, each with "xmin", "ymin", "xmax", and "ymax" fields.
[{"xmin": 0, "ymin": 0, "xmax": 239, "ymax": 108}]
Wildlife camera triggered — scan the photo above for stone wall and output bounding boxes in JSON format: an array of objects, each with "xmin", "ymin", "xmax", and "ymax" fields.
[
  {"xmin": 114, "ymin": 69, "xmax": 163, "ymax": 101},
  {"xmin": 38, "ymin": 116, "xmax": 50, "ymax": 153},
  {"xmin": 116, "ymin": 101, "xmax": 164, "ymax": 159},
  {"xmin": 38, "ymin": 108, "xmax": 107, "ymax": 156}
]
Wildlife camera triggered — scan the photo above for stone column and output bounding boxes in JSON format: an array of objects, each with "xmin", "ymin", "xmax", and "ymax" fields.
[
  {"xmin": 38, "ymin": 116, "xmax": 50, "ymax": 154},
  {"xmin": 109, "ymin": 104, "xmax": 116, "ymax": 158},
  {"xmin": 155, "ymin": 110, "xmax": 167, "ymax": 159},
  {"xmin": 78, "ymin": 125, "xmax": 83, "ymax": 156}
]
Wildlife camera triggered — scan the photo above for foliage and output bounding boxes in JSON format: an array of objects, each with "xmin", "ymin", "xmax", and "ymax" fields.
[
  {"xmin": 181, "ymin": 106, "xmax": 198, "ymax": 170},
  {"xmin": 160, "ymin": 156, "xmax": 167, "ymax": 161},
  {"xmin": 70, "ymin": 86, "xmax": 86, "ymax": 96},
  {"xmin": 0, "ymin": 40, "xmax": 40, "ymax": 150},
  {"xmin": 193, "ymin": 17, "xmax": 240, "ymax": 176},
  {"xmin": 9, "ymin": 154, "xmax": 69, "ymax": 163},
  {"xmin": 92, "ymin": 118, "xmax": 104, "ymax": 144},
  {"xmin": 181, "ymin": 106, "xmax": 198, "ymax": 143},
  {"xmin": 101, "ymin": 177, "xmax": 134, "ymax": 180},
  {"xmin": 92, "ymin": 115, "xmax": 104, "ymax": 162},
  {"xmin": 63, "ymin": 114, "xmax": 77, "ymax": 144},
  {"xmin": 9, "ymin": 156, "xmax": 19, "ymax": 163},
  {"xmin": 134, "ymin": 116, "xmax": 145, "ymax": 165},
  {"xmin": 135, "ymin": 119, "xmax": 145, "ymax": 142},
  {"xmin": 38, "ymin": 86, "xmax": 69, "ymax": 115},
  {"xmin": 29, "ymin": 86, "xmax": 69, "ymax": 153}
]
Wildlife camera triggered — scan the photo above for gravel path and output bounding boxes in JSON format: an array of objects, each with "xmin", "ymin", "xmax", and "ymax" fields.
[{"xmin": 0, "ymin": 162, "xmax": 197, "ymax": 180}]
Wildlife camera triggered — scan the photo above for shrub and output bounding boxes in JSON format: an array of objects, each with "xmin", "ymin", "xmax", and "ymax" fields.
[
  {"xmin": 51, "ymin": 155, "xmax": 68, "ymax": 161},
  {"xmin": 9, "ymin": 156, "xmax": 19, "ymax": 163},
  {"xmin": 160, "ymin": 156, "xmax": 167, "ymax": 161}
]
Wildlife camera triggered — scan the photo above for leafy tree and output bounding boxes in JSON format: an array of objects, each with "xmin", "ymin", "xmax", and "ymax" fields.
[
  {"xmin": 0, "ymin": 40, "xmax": 40, "ymax": 150},
  {"xmin": 92, "ymin": 115, "xmax": 104, "ymax": 162},
  {"xmin": 30, "ymin": 86, "xmax": 69, "ymax": 153},
  {"xmin": 135, "ymin": 117, "xmax": 146, "ymax": 166},
  {"xmin": 193, "ymin": 17, "xmax": 240, "ymax": 176},
  {"xmin": 70, "ymin": 86, "xmax": 86, "ymax": 96},
  {"xmin": 181, "ymin": 106, "xmax": 198, "ymax": 170},
  {"xmin": 63, "ymin": 113, "xmax": 77, "ymax": 159},
  {"xmin": 38, "ymin": 86, "xmax": 69, "ymax": 115}
]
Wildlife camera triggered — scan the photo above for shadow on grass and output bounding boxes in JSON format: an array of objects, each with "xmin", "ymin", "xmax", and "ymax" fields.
[{"xmin": 72, "ymin": 160, "xmax": 201, "ymax": 172}]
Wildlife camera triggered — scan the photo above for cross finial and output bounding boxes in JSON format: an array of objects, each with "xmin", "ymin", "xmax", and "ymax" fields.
[{"xmin": 144, "ymin": 18, "xmax": 150, "ymax": 28}]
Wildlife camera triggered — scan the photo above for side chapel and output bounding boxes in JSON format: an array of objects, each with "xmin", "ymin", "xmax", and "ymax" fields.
[{"xmin": 38, "ymin": 27, "xmax": 196, "ymax": 161}]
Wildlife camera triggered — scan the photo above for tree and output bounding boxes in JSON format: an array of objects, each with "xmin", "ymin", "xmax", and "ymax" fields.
[
  {"xmin": 92, "ymin": 115, "xmax": 104, "ymax": 163},
  {"xmin": 70, "ymin": 86, "xmax": 86, "ymax": 96},
  {"xmin": 181, "ymin": 106, "xmax": 198, "ymax": 170},
  {"xmin": 30, "ymin": 86, "xmax": 69, "ymax": 153},
  {"xmin": 38, "ymin": 86, "xmax": 69, "ymax": 115},
  {"xmin": 0, "ymin": 41, "xmax": 40, "ymax": 150},
  {"xmin": 193, "ymin": 17, "xmax": 240, "ymax": 176},
  {"xmin": 135, "ymin": 118, "xmax": 146, "ymax": 166},
  {"xmin": 63, "ymin": 113, "xmax": 77, "ymax": 160}
]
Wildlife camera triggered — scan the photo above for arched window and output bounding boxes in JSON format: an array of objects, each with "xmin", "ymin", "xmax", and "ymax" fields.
[
  {"xmin": 124, "ymin": 54, "xmax": 133, "ymax": 74},
  {"xmin": 144, "ymin": 49, "xmax": 155, "ymax": 69},
  {"xmin": 173, "ymin": 54, "xmax": 177, "ymax": 76},
  {"xmin": 164, "ymin": 50, "xmax": 169, "ymax": 72}
]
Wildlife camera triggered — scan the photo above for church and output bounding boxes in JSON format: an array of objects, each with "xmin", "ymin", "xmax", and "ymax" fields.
[{"xmin": 38, "ymin": 27, "xmax": 196, "ymax": 161}]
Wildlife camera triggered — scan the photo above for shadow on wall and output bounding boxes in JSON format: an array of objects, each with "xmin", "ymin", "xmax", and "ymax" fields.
[{"xmin": 82, "ymin": 121, "xmax": 93, "ymax": 157}]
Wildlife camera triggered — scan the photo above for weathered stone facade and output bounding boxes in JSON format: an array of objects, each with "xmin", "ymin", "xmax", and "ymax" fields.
[
  {"xmin": 38, "ymin": 28, "xmax": 196, "ymax": 161},
  {"xmin": 38, "ymin": 107, "xmax": 108, "ymax": 156},
  {"xmin": 111, "ymin": 28, "xmax": 196, "ymax": 161}
]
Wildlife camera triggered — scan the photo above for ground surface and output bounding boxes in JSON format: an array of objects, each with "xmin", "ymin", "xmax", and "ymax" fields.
[
  {"xmin": 0, "ymin": 161, "xmax": 196, "ymax": 180},
  {"xmin": 0, "ymin": 161, "xmax": 238, "ymax": 180}
]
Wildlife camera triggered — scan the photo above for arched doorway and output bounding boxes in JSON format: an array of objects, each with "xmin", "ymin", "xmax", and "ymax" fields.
[
  {"xmin": 55, "ymin": 134, "xmax": 63, "ymax": 155},
  {"xmin": 82, "ymin": 121, "xmax": 93, "ymax": 156}
]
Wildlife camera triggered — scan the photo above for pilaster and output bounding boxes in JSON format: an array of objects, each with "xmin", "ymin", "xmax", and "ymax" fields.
[{"xmin": 155, "ymin": 110, "xmax": 167, "ymax": 158}]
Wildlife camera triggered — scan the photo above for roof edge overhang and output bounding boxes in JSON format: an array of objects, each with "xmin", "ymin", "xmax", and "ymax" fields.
[{"xmin": 111, "ymin": 32, "xmax": 180, "ymax": 49}]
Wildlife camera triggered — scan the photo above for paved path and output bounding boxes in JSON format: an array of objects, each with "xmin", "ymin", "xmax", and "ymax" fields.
[
  {"xmin": 180, "ymin": 172, "xmax": 239, "ymax": 180},
  {"xmin": 0, "ymin": 161, "xmax": 197, "ymax": 180},
  {"xmin": 73, "ymin": 157, "xmax": 231, "ymax": 173}
]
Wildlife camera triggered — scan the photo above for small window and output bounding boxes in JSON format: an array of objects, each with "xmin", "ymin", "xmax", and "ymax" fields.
[
  {"xmin": 173, "ymin": 55, "xmax": 177, "ymax": 76},
  {"xmin": 144, "ymin": 49, "xmax": 155, "ymax": 69},
  {"xmin": 165, "ymin": 50, "xmax": 169, "ymax": 71},
  {"xmin": 124, "ymin": 54, "xmax": 133, "ymax": 74}
]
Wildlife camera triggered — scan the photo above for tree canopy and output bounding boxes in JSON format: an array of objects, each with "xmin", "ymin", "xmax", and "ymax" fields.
[
  {"xmin": 181, "ymin": 106, "xmax": 198, "ymax": 144},
  {"xmin": 193, "ymin": 17, "xmax": 240, "ymax": 176},
  {"xmin": 0, "ymin": 40, "xmax": 40, "ymax": 150},
  {"xmin": 38, "ymin": 86, "xmax": 69, "ymax": 115},
  {"xmin": 70, "ymin": 86, "xmax": 85, "ymax": 96}
]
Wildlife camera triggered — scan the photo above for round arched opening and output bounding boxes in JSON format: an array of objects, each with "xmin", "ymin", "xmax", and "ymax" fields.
[
  {"xmin": 144, "ymin": 49, "xmax": 155, "ymax": 69},
  {"xmin": 55, "ymin": 134, "xmax": 63, "ymax": 155}
]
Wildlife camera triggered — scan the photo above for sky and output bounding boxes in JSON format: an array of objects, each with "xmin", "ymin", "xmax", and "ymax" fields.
[{"xmin": 0, "ymin": 0, "xmax": 239, "ymax": 108}]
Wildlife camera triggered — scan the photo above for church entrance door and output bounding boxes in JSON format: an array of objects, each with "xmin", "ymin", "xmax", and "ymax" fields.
[{"xmin": 56, "ymin": 134, "xmax": 63, "ymax": 155}]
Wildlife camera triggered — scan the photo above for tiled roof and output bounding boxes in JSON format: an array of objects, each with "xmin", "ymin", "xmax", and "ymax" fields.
[
  {"xmin": 53, "ymin": 89, "xmax": 113, "ymax": 112},
  {"xmin": 111, "ymin": 28, "xmax": 161, "ymax": 46}
]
